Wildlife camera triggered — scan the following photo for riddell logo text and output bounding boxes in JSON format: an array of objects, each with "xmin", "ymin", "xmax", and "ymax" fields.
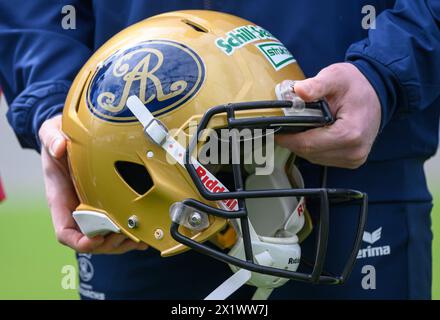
[
  {"xmin": 297, "ymin": 202, "xmax": 304, "ymax": 216},
  {"xmin": 196, "ymin": 166, "xmax": 238, "ymax": 210}
]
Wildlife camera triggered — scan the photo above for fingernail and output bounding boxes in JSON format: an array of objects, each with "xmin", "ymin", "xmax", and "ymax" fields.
[{"xmin": 50, "ymin": 138, "xmax": 62, "ymax": 157}]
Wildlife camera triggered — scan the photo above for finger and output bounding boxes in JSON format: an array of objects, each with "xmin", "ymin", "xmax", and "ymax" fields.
[
  {"xmin": 57, "ymin": 228, "xmax": 105, "ymax": 252},
  {"xmin": 43, "ymin": 154, "xmax": 79, "ymax": 218},
  {"xmin": 136, "ymin": 242, "xmax": 149, "ymax": 251},
  {"xmin": 111, "ymin": 239, "xmax": 148, "ymax": 254},
  {"xmin": 50, "ymin": 136, "xmax": 67, "ymax": 159},
  {"xmin": 110, "ymin": 239, "xmax": 144, "ymax": 254},
  {"xmin": 105, "ymin": 233, "xmax": 129, "ymax": 249},
  {"xmin": 90, "ymin": 233, "xmax": 129, "ymax": 253},
  {"xmin": 294, "ymin": 66, "xmax": 344, "ymax": 102},
  {"xmin": 74, "ymin": 234, "xmax": 106, "ymax": 253},
  {"xmin": 94, "ymin": 238, "xmax": 141, "ymax": 255},
  {"xmin": 275, "ymin": 119, "xmax": 353, "ymax": 156},
  {"xmin": 39, "ymin": 115, "xmax": 67, "ymax": 159},
  {"xmin": 299, "ymin": 148, "xmax": 367, "ymax": 169}
]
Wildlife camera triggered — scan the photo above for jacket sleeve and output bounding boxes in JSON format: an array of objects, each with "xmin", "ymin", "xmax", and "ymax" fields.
[
  {"xmin": 346, "ymin": 0, "xmax": 440, "ymax": 131},
  {"xmin": 0, "ymin": 0, "xmax": 94, "ymax": 151}
]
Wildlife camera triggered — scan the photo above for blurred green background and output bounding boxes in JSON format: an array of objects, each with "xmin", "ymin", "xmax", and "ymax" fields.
[
  {"xmin": 0, "ymin": 93, "xmax": 439, "ymax": 299},
  {"xmin": 0, "ymin": 200, "xmax": 78, "ymax": 299}
]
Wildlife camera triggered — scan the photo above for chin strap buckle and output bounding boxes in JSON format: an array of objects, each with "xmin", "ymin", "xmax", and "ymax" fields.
[{"xmin": 144, "ymin": 118, "xmax": 169, "ymax": 146}]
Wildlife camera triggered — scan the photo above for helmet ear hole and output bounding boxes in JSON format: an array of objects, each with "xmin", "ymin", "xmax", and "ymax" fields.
[{"xmin": 115, "ymin": 161, "xmax": 153, "ymax": 195}]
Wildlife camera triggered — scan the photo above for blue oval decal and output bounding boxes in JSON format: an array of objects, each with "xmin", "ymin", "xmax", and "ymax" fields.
[{"xmin": 87, "ymin": 40, "xmax": 205, "ymax": 122}]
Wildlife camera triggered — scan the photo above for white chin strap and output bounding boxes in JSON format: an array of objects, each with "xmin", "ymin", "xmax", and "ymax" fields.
[{"xmin": 125, "ymin": 95, "xmax": 305, "ymax": 301}]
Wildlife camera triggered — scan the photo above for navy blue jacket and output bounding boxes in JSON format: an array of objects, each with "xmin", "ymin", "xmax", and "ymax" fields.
[{"xmin": 1, "ymin": 0, "xmax": 439, "ymax": 203}]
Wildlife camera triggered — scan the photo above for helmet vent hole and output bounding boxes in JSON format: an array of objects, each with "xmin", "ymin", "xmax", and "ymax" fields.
[
  {"xmin": 182, "ymin": 19, "xmax": 208, "ymax": 33},
  {"xmin": 115, "ymin": 161, "xmax": 153, "ymax": 195}
]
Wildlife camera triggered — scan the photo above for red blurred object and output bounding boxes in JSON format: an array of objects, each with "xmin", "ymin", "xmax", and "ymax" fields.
[{"xmin": 0, "ymin": 176, "xmax": 5, "ymax": 202}]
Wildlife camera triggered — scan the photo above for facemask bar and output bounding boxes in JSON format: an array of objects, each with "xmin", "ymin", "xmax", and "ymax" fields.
[
  {"xmin": 217, "ymin": 100, "xmax": 333, "ymax": 130},
  {"xmin": 170, "ymin": 100, "xmax": 368, "ymax": 284}
]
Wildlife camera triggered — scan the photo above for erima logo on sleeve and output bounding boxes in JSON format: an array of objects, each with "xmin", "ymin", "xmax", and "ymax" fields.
[
  {"xmin": 362, "ymin": 227, "xmax": 382, "ymax": 244},
  {"xmin": 87, "ymin": 40, "xmax": 205, "ymax": 122},
  {"xmin": 357, "ymin": 227, "xmax": 391, "ymax": 259}
]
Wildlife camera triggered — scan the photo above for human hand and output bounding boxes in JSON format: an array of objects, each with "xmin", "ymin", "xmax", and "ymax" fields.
[
  {"xmin": 276, "ymin": 63, "xmax": 381, "ymax": 169},
  {"xmin": 39, "ymin": 115, "xmax": 148, "ymax": 253}
]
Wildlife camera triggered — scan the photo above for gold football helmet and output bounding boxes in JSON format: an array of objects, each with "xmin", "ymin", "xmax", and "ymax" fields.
[{"xmin": 63, "ymin": 10, "xmax": 367, "ymax": 299}]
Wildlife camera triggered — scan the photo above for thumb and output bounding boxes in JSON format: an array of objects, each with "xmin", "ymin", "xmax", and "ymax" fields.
[
  {"xmin": 39, "ymin": 116, "xmax": 67, "ymax": 159},
  {"xmin": 294, "ymin": 66, "xmax": 340, "ymax": 102}
]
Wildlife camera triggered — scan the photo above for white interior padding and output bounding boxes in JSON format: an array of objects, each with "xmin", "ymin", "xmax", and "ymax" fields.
[
  {"xmin": 244, "ymin": 145, "xmax": 305, "ymax": 238},
  {"xmin": 245, "ymin": 169, "xmax": 297, "ymax": 237}
]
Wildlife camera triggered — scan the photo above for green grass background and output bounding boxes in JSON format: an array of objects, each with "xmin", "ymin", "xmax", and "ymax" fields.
[
  {"xmin": 0, "ymin": 199, "xmax": 79, "ymax": 299},
  {"xmin": 0, "ymin": 192, "xmax": 439, "ymax": 300}
]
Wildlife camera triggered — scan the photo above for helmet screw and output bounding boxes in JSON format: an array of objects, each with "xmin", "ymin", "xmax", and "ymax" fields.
[
  {"xmin": 128, "ymin": 215, "xmax": 138, "ymax": 229},
  {"xmin": 147, "ymin": 151, "xmax": 154, "ymax": 159},
  {"xmin": 154, "ymin": 228, "xmax": 164, "ymax": 240},
  {"xmin": 189, "ymin": 212, "xmax": 203, "ymax": 228}
]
